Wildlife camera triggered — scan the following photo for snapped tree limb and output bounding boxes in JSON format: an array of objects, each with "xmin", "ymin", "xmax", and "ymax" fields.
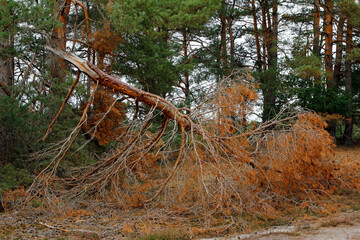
[{"xmin": 45, "ymin": 46, "xmax": 193, "ymax": 129}]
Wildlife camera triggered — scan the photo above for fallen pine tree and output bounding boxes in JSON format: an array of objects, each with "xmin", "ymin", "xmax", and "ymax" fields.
[{"xmin": 25, "ymin": 47, "xmax": 360, "ymax": 221}]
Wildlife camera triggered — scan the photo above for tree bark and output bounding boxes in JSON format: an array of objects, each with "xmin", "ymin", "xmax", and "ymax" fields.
[
  {"xmin": 344, "ymin": 22, "xmax": 353, "ymax": 145},
  {"xmin": 332, "ymin": 13, "xmax": 346, "ymax": 87},
  {"xmin": 227, "ymin": 17, "xmax": 235, "ymax": 66},
  {"xmin": 324, "ymin": 0, "xmax": 334, "ymax": 86},
  {"xmin": 313, "ymin": 0, "xmax": 321, "ymax": 57},
  {"xmin": 220, "ymin": 0, "xmax": 228, "ymax": 70},
  {"xmin": 45, "ymin": 46, "xmax": 192, "ymax": 130},
  {"xmin": 0, "ymin": 37, "xmax": 13, "ymax": 96},
  {"xmin": 251, "ymin": 0, "xmax": 262, "ymax": 69},
  {"xmin": 269, "ymin": 0, "xmax": 278, "ymax": 69},
  {"xmin": 261, "ymin": 0, "xmax": 278, "ymax": 121},
  {"xmin": 0, "ymin": 35, "xmax": 14, "ymax": 163},
  {"xmin": 323, "ymin": 0, "xmax": 336, "ymax": 140},
  {"xmin": 182, "ymin": 30, "xmax": 190, "ymax": 106},
  {"xmin": 49, "ymin": 0, "xmax": 72, "ymax": 89},
  {"xmin": 261, "ymin": 0, "xmax": 268, "ymax": 71}
]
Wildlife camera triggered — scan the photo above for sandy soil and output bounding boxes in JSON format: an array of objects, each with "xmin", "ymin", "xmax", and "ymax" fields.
[
  {"xmin": 247, "ymin": 219, "xmax": 360, "ymax": 240},
  {"xmin": 202, "ymin": 210, "xmax": 360, "ymax": 240},
  {"xmin": 244, "ymin": 221, "xmax": 360, "ymax": 240}
]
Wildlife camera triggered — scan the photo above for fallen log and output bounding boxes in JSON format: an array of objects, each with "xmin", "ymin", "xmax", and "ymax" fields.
[{"xmin": 45, "ymin": 46, "xmax": 193, "ymax": 129}]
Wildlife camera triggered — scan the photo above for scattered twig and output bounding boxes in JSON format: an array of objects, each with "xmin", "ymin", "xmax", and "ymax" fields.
[
  {"xmin": 145, "ymin": 125, "xmax": 186, "ymax": 203},
  {"xmin": 38, "ymin": 221, "xmax": 99, "ymax": 235},
  {"xmin": 38, "ymin": 222, "xmax": 70, "ymax": 232}
]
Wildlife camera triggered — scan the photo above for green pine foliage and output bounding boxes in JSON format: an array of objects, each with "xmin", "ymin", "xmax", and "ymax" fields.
[
  {"xmin": 0, "ymin": 164, "xmax": 33, "ymax": 194},
  {"xmin": 114, "ymin": 35, "xmax": 181, "ymax": 96},
  {"xmin": 108, "ymin": 0, "xmax": 219, "ymax": 96}
]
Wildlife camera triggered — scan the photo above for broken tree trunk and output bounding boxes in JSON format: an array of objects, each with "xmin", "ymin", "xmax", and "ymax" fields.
[{"xmin": 45, "ymin": 46, "xmax": 193, "ymax": 130}]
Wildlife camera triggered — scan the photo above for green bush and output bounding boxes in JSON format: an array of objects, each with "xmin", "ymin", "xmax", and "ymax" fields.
[{"xmin": 0, "ymin": 164, "xmax": 33, "ymax": 194}]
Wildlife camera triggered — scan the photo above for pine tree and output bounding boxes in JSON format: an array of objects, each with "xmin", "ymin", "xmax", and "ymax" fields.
[
  {"xmin": 286, "ymin": 0, "xmax": 360, "ymax": 143},
  {"xmin": 108, "ymin": 0, "xmax": 219, "ymax": 98}
]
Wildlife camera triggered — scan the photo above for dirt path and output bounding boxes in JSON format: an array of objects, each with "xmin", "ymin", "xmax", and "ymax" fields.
[
  {"xmin": 202, "ymin": 210, "xmax": 360, "ymax": 240},
  {"xmin": 244, "ymin": 223, "xmax": 360, "ymax": 240},
  {"xmin": 243, "ymin": 223, "xmax": 360, "ymax": 240}
]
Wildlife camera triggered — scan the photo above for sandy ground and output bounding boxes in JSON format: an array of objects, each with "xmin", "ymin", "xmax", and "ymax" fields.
[
  {"xmin": 245, "ymin": 223, "xmax": 360, "ymax": 240},
  {"xmin": 244, "ymin": 223, "xmax": 360, "ymax": 240},
  {"xmin": 203, "ymin": 210, "xmax": 360, "ymax": 240},
  {"xmin": 258, "ymin": 225, "xmax": 360, "ymax": 240}
]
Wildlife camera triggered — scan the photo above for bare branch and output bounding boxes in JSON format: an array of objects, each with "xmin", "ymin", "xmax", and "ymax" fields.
[{"xmin": 42, "ymin": 71, "xmax": 81, "ymax": 141}]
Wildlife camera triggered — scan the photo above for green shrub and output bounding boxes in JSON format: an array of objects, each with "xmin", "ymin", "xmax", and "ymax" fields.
[{"xmin": 0, "ymin": 164, "xmax": 33, "ymax": 194}]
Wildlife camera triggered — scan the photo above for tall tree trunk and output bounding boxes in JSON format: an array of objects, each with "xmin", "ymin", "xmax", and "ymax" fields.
[
  {"xmin": 0, "ymin": 35, "xmax": 14, "ymax": 163},
  {"xmin": 182, "ymin": 30, "xmax": 190, "ymax": 107},
  {"xmin": 251, "ymin": 0, "xmax": 262, "ymax": 69},
  {"xmin": 0, "ymin": 0, "xmax": 14, "ymax": 163},
  {"xmin": 262, "ymin": 0, "xmax": 278, "ymax": 122},
  {"xmin": 85, "ymin": 1, "xmax": 92, "ymax": 96},
  {"xmin": 265, "ymin": 3, "xmax": 272, "ymax": 64},
  {"xmin": 0, "ymin": 37, "xmax": 13, "ymax": 96},
  {"xmin": 313, "ymin": 0, "xmax": 321, "ymax": 57},
  {"xmin": 220, "ymin": 0, "xmax": 228, "ymax": 71},
  {"xmin": 49, "ymin": 0, "xmax": 72, "ymax": 90},
  {"xmin": 269, "ymin": 0, "xmax": 278, "ymax": 69},
  {"xmin": 227, "ymin": 17, "xmax": 235, "ymax": 66},
  {"xmin": 313, "ymin": 0, "xmax": 321, "ymax": 85},
  {"xmin": 344, "ymin": 22, "xmax": 353, "ymax": 145},
  {"xmin": 261, "ymin": 0, "xmax": 267, "ymax": 71},
  {"xmin": 332, "ymin": 13, "xmax": 346, "ymax": 87},
  {"xmin": 324, "ymin": 0, "xmax": 334, "ymax": 87}
]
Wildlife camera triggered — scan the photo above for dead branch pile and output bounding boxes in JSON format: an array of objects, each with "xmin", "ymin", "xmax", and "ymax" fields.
[{"xmin": 26, "ymin": 48, "xmax": 360, "ymax": 219}]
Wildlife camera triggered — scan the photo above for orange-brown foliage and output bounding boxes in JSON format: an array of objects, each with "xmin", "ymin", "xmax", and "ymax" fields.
[
  {"xmin": 91, "ymin": 25, "xmax": 122, "ymax": 55},
  {"xmin": 83, "ymin": 88, "xmax": 126, "ymax": 146},
  {"xmin": 254, "ymin": 113, "xmax": 337, "ymax": 198},
  {"xmin": 91, "ymin": 25, "xmax": 122, "ymax": 70},
  {"xmin": 2, "ymin": 186, "xmax": 26, "ymax": 210},
  {"xmin": 155, "ymin": 80, "xmax": 360, "ymax": 216},
  {"xmin": 66, "ymin": 209, "xmax": 92, "ymax": 217},
  {"xmin": 36, "ymin": 74, "xmax": 360, "ymax": 223},
  {"xmin": 78, "ymin": 79, "xmax": 359, "ymax": 216}
]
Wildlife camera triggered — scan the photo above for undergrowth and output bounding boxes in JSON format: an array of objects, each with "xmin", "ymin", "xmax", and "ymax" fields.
[
  {"xmin": 4, "ymin": 74, "xmax": 359, "ymax": 238},
  {"xmin": 0, "ymin": 164, "xmax": 33, "ymax": 194}
]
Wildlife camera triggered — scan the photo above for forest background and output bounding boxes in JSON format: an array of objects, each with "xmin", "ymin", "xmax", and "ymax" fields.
[{"xmin": 1, "ymin": 0, "xmax": 360, "ymax": 238}]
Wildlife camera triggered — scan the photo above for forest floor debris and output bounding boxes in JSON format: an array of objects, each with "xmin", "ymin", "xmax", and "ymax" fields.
[
  {"xmin": 1, "ymin": 145, "xmax": 360, "ymax": 240},
  {"xmin": 1, "ymin": 208, "xmax": 360, "ymax": 239}
]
